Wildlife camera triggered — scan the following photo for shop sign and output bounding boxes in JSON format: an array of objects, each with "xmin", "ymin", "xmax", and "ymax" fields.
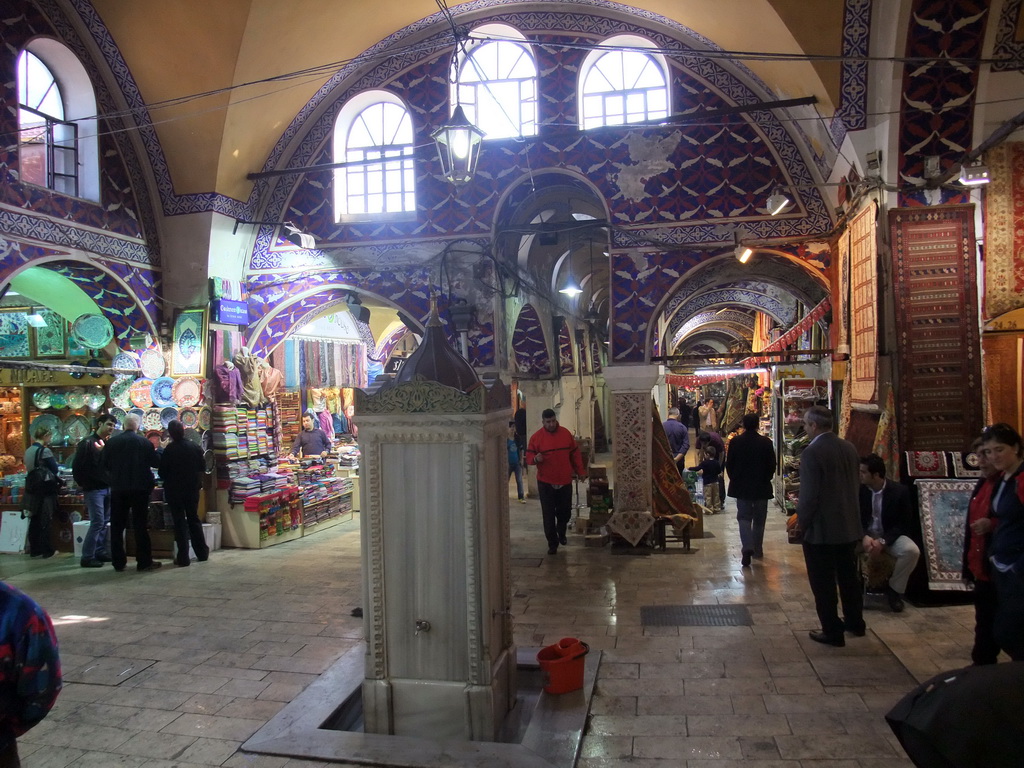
[
  {"xmin": 384, "ymin": 356, "xmax": 406, "ymax": 374},
  {"xmin": 0, "ymin": 367, "xmax": 57, "ymax": 385},
  {"xmin": 984, "ymin": 308, "xmax": 1024, "ymax": 333},
  {"xmin": 212, "ymin": 299, "xmax": 249, "ymax": 325}
]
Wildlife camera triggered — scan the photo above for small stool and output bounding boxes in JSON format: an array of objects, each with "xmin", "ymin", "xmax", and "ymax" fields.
[{"xmin": 653, "ymin": 516, "xmax": 692, "ymax": 552}]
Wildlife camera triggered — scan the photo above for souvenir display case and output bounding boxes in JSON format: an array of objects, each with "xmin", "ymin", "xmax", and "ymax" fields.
[{"xmin": 772, "ymin": 378, "xmax": 829, "ymax": 513}]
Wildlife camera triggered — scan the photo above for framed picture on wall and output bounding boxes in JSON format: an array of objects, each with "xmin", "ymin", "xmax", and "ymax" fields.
[
  {"xmin": 33, "ymin": 309, "xmax": 66, "ymax": 357},
  {"xmin": 171, "ymin": 307, "xmax": 207, "ymax": 377}
]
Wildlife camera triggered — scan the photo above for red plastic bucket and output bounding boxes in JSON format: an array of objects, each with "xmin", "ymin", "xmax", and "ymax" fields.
[{"xmin": 536, "ymin": 636, "xmax": 589, "ymax": 694}]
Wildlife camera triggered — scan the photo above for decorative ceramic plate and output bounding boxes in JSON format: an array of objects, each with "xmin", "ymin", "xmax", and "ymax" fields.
[
  {"xmin": 66, "ymin": 388, "xmax": 87, "ymax": 409},
  {"xmin": 64, "ymin": 414, "xmax": 91, "ymax": 445},
  {"xmin": 109, "ymin": 377, "xmax": 134, "ymax": 409},
  {"xmin": 109, "ymin": 407, "xmax": 127, "ymax": 426},
  {"xmin": 129, "ymin": 378, "xmax": 155, "ymax": 408},
  {"xmin": 184, "ymin": 427, "xmax": 202, "ymax": 446},
  {"xmin": 140, "ymin": 348, "xmax": 166, "ymax": 379},
  {"xmin": 142, "ymin": 408, "xmax": 164, "ymax": 431},
  {"xmin": 70, "ymin": 314, "xmax": 114, "ymax": 350},
  {"xmin": 145, "ymin": 430, "xmax": 163, "ymax": 450},
  {"xmin": 197, "ymin": 406, "xmax": 211, "ymax": 431},
  {"xmin": 128, "ymin": 408, "xmax": 146, "ymax": 423},
  {"xmin": 86, "ymin": 389, "xmax": 106, "ymax": 410},
  {"xmin": 203, "ymin": 449, "xmax": 215, "ymax": 474},
  {"xmin": 29, "ymin": 414, "xmax": 62, "ymax": 444},
  {"xmin": 49, "ymin": 392, "xmax": 69, "ymax": 410},
  {"xmin": 112, "ymin": 352, "xmax": 138, "ymax": 374},
  {"xmin": 201, "ymin": 431, "xmax": 211, "ymax": 451},
  {"xmin": 69, "ymin": 365, "xmax": 85, "ymax": 380},
  {"xmin": 178, "ymin": 408, "xmax": 198, "ymax": 429},
  {"xmin": 150, "ymin": 377, "xmax": 175, "ymax": 407},
  {"xmin": 172, "ymin": 377, "xmax": 202, "ymax": 407},
  {"xmin": 31, "ymin": 390, "xmax": 52, "ymax": 410},
  {"xmin": 87, "ymin": 359, "xmax": 105, "ymax": 378},
  {"xmin": 160, "ymin": 407, "xmax": 178, "ymax": 428}
]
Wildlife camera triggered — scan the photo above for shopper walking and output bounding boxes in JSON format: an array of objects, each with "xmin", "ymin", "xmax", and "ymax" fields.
[
  {"xmin": 72, "ymin": 413, "xmax": 116, "ymax": 568},
  {"xmin": 507, "ymin": 422, "xmax": 525, "ymax": 503},
  {"xmin": 980, "ymin": 422, "xmax": 1024, "ymax": 660},
  {"xmin": 159, "ymin": 420, "xmax": 210, "ymax": 567},
  {"xmin": 0, "ymin": 581, "xmax": 62, "ymax": 767},
  {"xmin": 102, "ymin": 414, "xmax": 163, "ymax": 572},
  {"xmin": 525, "ymin": 409, "xmax": 584, "ymax": 555},
  {"xmin": 796, "ymin": 405, "xmax": 864, "ymax": 647},
  {"xmin": 23, "ymin": 427, "xmax": 60, "ymax": 559},
  {"xmin": 726, "ymin": 413, "xmax": 776, "ymax": 566},
  {"xmin": 962, "ymin": 435, "xmax": 1001, "ymax": 665}
]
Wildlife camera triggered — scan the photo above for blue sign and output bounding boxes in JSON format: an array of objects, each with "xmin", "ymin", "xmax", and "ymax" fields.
[{"xmin": 212, "ymin": 299, "xmax": 249, "ymax": 325}]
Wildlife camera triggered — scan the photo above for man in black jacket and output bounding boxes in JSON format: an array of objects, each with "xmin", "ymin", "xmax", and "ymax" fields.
[
  {"xmin": 72, "ymin": 413, "xmax": 116, "ymax": 568},
  {"xmin": 726, "ymin": 413, "xmax": 776, "ymax": 566},
  {"xmin": 101, "ymin": 414, "xmax": 164, "ymax": 572},
  {"xmin": 859, "ymin": 453, "xmax": 920, "ymax": 613}
]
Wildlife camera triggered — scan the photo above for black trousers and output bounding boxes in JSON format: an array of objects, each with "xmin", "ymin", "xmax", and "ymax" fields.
[
  {"xmin": 802, "ymin": 540, "xmax": 864, "ymax": 637},
  {"xmin": 166, "ymin": 491, "xmax": 209, "ymax": 566},
  {"xmin": 25, "ymin": 493, "xmax": 56, "ymax": 556},
  {"xmin": 970, "ymin": 578, "xmax": 1001, "ymax": 665},
  {"xmin": 111, "ymin": 490, "xmax": 154, "ymax": 570},
  {"xmin": 992, "ymin": 569, "xmax": 1024, "ymax": 661},
  {"xmin": 538, "ymin": 481, "xmax": 573, "ymax": 548}
]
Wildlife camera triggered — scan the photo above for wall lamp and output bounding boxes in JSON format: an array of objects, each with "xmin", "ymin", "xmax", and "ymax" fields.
[
  {"xmin": 232, "ymin": 219, "xmax": 316, "ymax": 248},
  {"xmin": 958, "ymin": 160, "xmax": 991, "ymax": 186}
]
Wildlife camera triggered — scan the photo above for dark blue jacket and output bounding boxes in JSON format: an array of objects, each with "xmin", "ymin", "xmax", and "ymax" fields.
[{"xmin": 990, "ymin": 465, "xmax": 1024, "ymax": 572}]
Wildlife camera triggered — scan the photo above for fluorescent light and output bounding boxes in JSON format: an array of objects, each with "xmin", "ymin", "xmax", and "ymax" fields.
[
  {"xmin": 736, "ymin": 246, "xmax": 753, "ymax": 264},
  {"xmin": 693, "ymin": 367, "xmax": 768, "ymax": 376},
  {"xmin": 766, "ymin": 191, "xmax": 791, "ymax": 215},
  {"xmin": 26, "ymin": 313, "xmax": 47, "ymax": 327}
]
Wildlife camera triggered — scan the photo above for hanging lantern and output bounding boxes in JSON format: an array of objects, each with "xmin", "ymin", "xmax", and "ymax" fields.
[{"xmin": 431, "ymin": 104, "xmax": 485, "ymax": 185}]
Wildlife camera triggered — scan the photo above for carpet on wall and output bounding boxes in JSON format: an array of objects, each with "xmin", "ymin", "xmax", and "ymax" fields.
[
  {"xmin": 914, "ymin": 479, "xmax": 973, "ymax": 592},
  {"xmin": 650, "ymin": 400, "xmax": 700, "ymax": 539},
  {"xmin": 849, "ymin": 201, "xmax": 878, "ymax": 407},
  {"xmin": 889, "ymin": 205, "xmax": 984, "ymax": 451},
  {"xmin": 984, "ymin": 143, "xmax": 1024, "ymax": 319}
]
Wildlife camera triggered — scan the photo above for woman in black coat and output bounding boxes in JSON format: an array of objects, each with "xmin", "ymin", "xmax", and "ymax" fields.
[{"xmin": 158, "ymin": 420, "xmax": 209, "ymax": 567}]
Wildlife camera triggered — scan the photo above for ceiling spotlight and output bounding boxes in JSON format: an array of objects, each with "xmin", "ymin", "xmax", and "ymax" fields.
[
  {"xmin": 732, "ymin": 231, "xmax": 753, "ymax": 264},
  {"xmin": 559, "ymin": 275, "xmax": 583, "ymax": 297},
  {"xmin": 958, "ymin": 161, "xmax": 990, "ymax": 186},
  {"xmin": 766, "ymin": 189, "xmax": 791, "ymax": 215}
]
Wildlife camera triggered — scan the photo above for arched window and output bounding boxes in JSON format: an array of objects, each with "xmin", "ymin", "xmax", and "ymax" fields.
[
  {"xmin": 17, "ymin": 41, "xmax": 99, "ymax": 201},
  {"xmin": 578, "ymin": 35, "xmax": 669, "ymax": 129},
  {"xmin": 333, "ymin": 91, "xmax": 416, "ymax": 220},
  {"xmin": 456, "ymin": 24, "xmax": 537, "ymax": 140}
]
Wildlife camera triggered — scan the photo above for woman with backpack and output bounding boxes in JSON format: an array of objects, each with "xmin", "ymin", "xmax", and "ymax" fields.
[{"xmin": 24, "ymin": 426, "xmax": 61, "ymax": 558}]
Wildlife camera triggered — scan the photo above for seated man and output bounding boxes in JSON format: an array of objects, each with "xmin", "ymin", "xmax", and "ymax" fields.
[{"xmin": 859, "ymin": 453, "xmax": 921, "ymax": 613}]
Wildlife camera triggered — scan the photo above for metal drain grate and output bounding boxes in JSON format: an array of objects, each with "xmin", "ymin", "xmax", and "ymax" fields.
[{"xmin": 640, "ymin": 604, "xmax": 753, "ymax": 627}]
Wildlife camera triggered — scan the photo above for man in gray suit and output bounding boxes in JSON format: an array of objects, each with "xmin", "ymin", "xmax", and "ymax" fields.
[{"xmin": 796, "ymin": 405, "xmax": 865, "ymax": 647}]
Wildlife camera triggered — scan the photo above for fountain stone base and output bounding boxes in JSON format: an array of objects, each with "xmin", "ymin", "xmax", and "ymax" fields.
[{"xmin": 242, "ymin": 644, "xmax": 599, "ymax": 768}]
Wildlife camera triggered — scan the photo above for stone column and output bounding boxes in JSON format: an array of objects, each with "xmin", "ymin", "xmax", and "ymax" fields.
[{"xmin": 602, "ymin": 365, "xmax": 660, "ymax": 516}]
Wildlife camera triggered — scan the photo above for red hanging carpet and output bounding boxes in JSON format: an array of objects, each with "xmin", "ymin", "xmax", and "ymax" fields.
[{"xmin": 888, "ymin": 205, "xmax": 983, "ymax": 451}]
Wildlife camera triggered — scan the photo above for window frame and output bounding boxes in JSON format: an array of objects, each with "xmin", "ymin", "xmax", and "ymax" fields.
[
  {"xmin": 333, "ymin": 91, "xmax": 417, "ymax": 223},
  {"xmin": 577, "ymin": 35, "xmax": 671, "ymax": 130},
  {"xmin": 455, "ymin": 25, "xmax": 538, "ymax": 141}
]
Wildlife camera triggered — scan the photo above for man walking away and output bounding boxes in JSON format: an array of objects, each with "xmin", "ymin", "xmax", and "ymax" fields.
[
  {"xmin": 72, "ymin": 413, "xmax": 116, "ymax": 568},
  {"xmin": 796, "ymin": 406, "xmax": 864, "ymax": 647},
  {"xmin": 727, "ymin": 413, "xmax": 776, "ymax": 566},
  {"xmin": 525, "ymin": 409, "xmax": 585, "ymax": 555}
]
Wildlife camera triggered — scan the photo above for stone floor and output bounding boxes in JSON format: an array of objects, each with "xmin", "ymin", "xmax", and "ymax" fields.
[{"xmin": 1, "ymin": 455, "xmax": 985, "ymax": 767}]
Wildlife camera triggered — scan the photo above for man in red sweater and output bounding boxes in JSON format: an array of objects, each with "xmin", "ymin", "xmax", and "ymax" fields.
[{"xmin": 526, "ymin": 409, "xmax": 585, "ymax": 554}]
